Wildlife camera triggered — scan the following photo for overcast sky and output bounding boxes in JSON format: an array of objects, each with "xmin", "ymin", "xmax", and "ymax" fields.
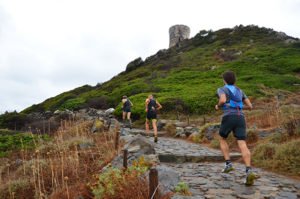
[{"xmin": 0, "ymin": 0, "xmax": 299, "ymax": 113}]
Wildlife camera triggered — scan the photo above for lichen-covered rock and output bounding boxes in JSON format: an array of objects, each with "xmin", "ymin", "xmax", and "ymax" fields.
[
  {"xmin": 91, "ymin": 119, "xmax": 104, "ymax": 133},
  {"xmin": 175, "ymin": 127, "xmax": 185, "ymax": 137},
  {"xmin": 184, "ymin": 126, "xmax": 199, "ymax": 137}
]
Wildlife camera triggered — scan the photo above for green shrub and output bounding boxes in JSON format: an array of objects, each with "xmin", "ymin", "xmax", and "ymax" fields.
[
  {"xmin": 92, "ymin": 167, "xmax": 123, "ymax": 198},
  {"xmin": 0, "ymin": 112, "xmax": 29, "ymax": 130},
  {"xmin": 60, "ymin": 97, "xmax": 86, "ymax": 110},
  {"xmin": 174, "ymin": 181, "xmax": 191, "ymax": 196},
  {"xmin": 0, "ymin": 132, "xmax": 50, "ymax": 157},
  {"xmin": 92, "ymin": 156, "xmax": 150, "ymax": 199}
]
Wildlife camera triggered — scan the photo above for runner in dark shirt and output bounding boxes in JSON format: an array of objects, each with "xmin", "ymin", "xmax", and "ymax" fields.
[
  {"xmin": 215, "ymin": 71, "xmax": 256, "ymax": 186},
  {"xmin": 145, "ymin": 94, "xmax": 162, "ymax": 143},
  {"xmin": 122, "ymin": 96, "xmax": 133, "ymax": 128}
]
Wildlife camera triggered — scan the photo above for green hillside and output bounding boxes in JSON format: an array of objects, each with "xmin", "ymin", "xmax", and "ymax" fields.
[{"xmin": 22, "ymin": 25, "xmax": 300, "ymax": 119}]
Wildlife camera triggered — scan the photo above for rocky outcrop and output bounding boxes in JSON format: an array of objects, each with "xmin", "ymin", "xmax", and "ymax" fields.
[
  {"xmin": 125, "ymin": 57, "xmax": 144, "ymax": 72},
  {"xmin": 25, "ymin": 108, "xmax": 117, "ymax": 133}
]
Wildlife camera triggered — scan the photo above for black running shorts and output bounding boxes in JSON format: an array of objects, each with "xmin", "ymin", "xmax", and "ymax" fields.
[
  {"xmin": 219, "ymin": 115, "xmax": 246, "ymax": 140},
  {"xmin": 123, "ymin": 107, "xmax": 131, "ymax": 113},
  {"xmin": 146, "ymin": 111, "xmax": 157, "ymax": 121}
]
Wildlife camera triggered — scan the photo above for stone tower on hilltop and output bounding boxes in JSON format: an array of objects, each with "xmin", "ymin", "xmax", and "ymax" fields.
[{"xmin": 169, "ymin": 25, "xmax": 190, "ymax": 48}]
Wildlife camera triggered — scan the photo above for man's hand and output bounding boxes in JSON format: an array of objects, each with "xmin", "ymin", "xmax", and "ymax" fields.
[
  {"xmin": 215, "ymin": 105, "xmax": 219, "ymax": 110},
  {"xmin": 243, "ymin": 98, "xmax": 253, "ymax": 111}
]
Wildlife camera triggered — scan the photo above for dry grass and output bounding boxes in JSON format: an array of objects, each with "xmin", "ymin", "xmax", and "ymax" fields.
[
  {"xmin": 0, "ymin": 120, "xmax": 118, "ymax": 199},
  {"xmin": 252, "ymin": 138, "xmax": 300, "ymax": 176},
  {"xmin": 0, "ymin": 119, "xmax": 171, "ymax": 199}
]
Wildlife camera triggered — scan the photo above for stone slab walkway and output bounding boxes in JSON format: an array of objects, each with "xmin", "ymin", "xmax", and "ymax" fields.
[
  {"xmin": 121, "ymin": 129, "xmax": 300, "ymax": 199},
  {"xmin": 167, "ymin": 162, "xmax": 300, "ymax": 199},
  {"xmin": 148, "ymin": 137, "xmax": 241, "ymax": 163},
  {"xmin": 122, "ymin": 127, "xmax": 167, "ymax": 137}
]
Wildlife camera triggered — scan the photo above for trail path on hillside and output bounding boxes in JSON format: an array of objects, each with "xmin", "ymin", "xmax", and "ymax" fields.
[{"xmin": 123, "ymin": 128, "xmax": 300, "ymax": 199}]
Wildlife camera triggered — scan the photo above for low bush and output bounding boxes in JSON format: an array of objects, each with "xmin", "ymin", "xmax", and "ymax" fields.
[
  {"xmin": 0, "ymin": 178, "xmax": 34, "ymax": 199},
  {"xmin": 92, "ymin": 156, "xmax": 150, "ymax": 199},
  {"xmin": 252, "ymin": 139, "xmax": 300, "ymax": 175},
  {"xmin": 174, "ymin": 181, "xmax": 191, "ymax": 196},
  {"xmin": 165, "ymin": 123, "xmax": 176, "ymax": 136},
  {"xmin": 0, "ymin": 132, "xmax": 50, "ymax": 157}
]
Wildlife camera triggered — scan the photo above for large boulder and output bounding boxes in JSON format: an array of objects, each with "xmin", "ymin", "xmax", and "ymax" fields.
[
  {"xmin": 174, "ymin": 121, "xmax": 188, "ymax": 128},
  {"xmin": 110, "ymin": 135, "xmax": 158, "ymax": 168},
  {"xmin": 156, "ymin": 165, "xmax": 180, "ymax": 195},
  {"xmin": 201, "ymin": 123, "xmax": 220, "ymax": 140},
  {"xmin": 158, "ymin": 119, "xmax": 187, "ymax": 131},
  {"xmin": 105, "ymin": 108, "xmax": 115, "ymax": 116},
  {"xmin": 125, "ymin": 134, "xmax": 155, "ymax": 156},
  {"xmin": 184, "ymin": 126, "xmax": 199, "ymax": 137},
  {"xmin": 108, "ymin": 118, "xmax": 119, "ymax": 132}
]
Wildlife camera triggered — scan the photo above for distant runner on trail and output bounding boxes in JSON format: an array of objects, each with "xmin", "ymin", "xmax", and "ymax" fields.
[
  {"xmin": 215, "ymin": 71, "xmax": 256, "ymax": 186},
  {"xmin": 145, "ymin": 94, "xmax": 162, "ymax": 143},
  {"xmin": 122, "ymin": 96, "xmax": 133, "ymax": 128}
]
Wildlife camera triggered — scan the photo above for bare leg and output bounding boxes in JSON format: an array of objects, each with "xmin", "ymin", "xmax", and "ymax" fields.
[
  {"xmin": 152, "ymin": 119, "xmax": 157, "ymax": 137},
  {"xmin": 127, "ymin": 112, "xmax": 131, "ymax": 120},
  {"xmin": 145, "ymin": 119, "xmax": 150, "ymax": 134},
  {"xmin": 127, "ymin": 112, "xmax": 132, "ymax": 128},
  {"xmin": 237, "ymin": 140, "xmax": 251, "ymax": 167},
  {"xmin": 122, "ymin": 111, "xmax": 126, "ymax": 121},
  {"xmin": 219, "ymin": 138, "xmax": 230, "ymax": 161}
]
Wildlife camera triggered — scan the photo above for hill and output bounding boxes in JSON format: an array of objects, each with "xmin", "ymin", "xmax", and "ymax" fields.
[{"xmin": 11, "ymin": 25, "xmax": 300, "ymax": 120}]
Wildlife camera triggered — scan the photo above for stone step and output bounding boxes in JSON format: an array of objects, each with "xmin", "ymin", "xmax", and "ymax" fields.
[
  {"xmin": 151, "ymin": 137, "xmax": 242, "ymax": 163},
  {"xmin": 122, "ymin": 127, "xmax": 167, "ymax": 137},
  {"xmin": 158, "ymin": 153, "xmax": 241, "ymax": 163}
]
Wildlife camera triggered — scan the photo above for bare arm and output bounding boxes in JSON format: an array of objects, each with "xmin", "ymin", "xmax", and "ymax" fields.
[
  {"xmin": 156, "ymin": 101, "xmax": 162, "ymax": 110},
  {"xmin": 243, "ymin": 98, "xmax": 253, "ymax": 110},
  {"xmin": 215, "ymin": 93, "xmax": 226, "ymax": 110},
  {"xmin": 145, "ymin": 99, "xmax": 149, "ymax": 112}
]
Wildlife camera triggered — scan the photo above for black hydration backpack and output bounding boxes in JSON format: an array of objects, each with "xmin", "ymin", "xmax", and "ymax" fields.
[
  {"xmin": 124, "ymin": 99, "xmax": 131, "ymax": 107},
  {"xmin": 148, "ymin": 99, "xmax": 157, "ymax": 112}
]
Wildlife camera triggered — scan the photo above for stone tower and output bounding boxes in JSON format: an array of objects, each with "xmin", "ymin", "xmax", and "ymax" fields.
[{"xmin": 169, "ymin": 25, "xmax": 190, "ymax": 48}]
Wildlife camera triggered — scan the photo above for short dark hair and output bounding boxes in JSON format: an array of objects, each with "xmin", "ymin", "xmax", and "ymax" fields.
[{"xmin": 222, "ymin": 71, "xmax": 236, "ymax": 85}]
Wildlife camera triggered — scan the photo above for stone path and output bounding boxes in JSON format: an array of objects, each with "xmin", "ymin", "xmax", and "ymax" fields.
[
  {"xmin": 123, "ymin": 128, "xmax": 300, "ymax": 199},
  {"xmin": 122, "ymin": 127, "xmax": 167, "ymax": 137},
  {"xmin": 168, "ymin": 163, "xmax": 300, "ymax": 199},
  {"xmin": 151, "ymin": 137, "xmax": 241, "ymax": 163}
]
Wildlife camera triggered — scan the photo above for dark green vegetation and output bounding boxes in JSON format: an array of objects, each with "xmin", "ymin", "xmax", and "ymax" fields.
[
  {"xmin": 0, "ymin": 129, "xmax": 50, "ymax": 157},
  {"xmin": 3, "ymin": 25, "xmax": 300, "ymax": 125}
]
